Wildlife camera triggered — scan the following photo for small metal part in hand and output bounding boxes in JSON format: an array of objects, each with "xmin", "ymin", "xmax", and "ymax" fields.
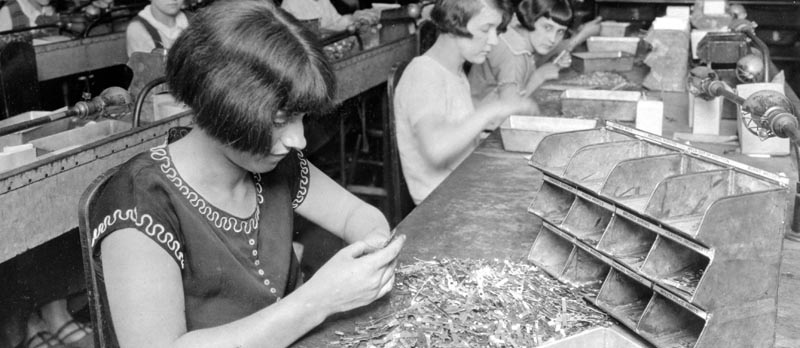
[
  {"xmin": 381, "ymin": 230, "xmax": 399, "ymax": 248},
  {"xmin": 554, "ymin": 50, "xmax": 572, "ymax": 68}
]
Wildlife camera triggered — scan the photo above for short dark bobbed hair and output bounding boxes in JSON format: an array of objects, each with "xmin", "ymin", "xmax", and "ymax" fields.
[
  {"xmin": 166, "ymin": 0, "xmax": 336, "ymax": 155},
  {"xmin": 430, "ymin": 0, "xmax": 513, "ymax": 38},
  {"xmin": 515, "ymin": 0, "xmax": 572, "ymax": 31}
]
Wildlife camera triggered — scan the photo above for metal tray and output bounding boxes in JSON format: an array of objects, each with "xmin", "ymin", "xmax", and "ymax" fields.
[
  {"xmin": 587, "ymin": 37, "xmax": 641, "ymax": 54},
  {"xmin": 560, "ymin": 89, "xmax": 642, "ymax": 121},
  {"xmin": 499, "ymin": 115, "xmax": 598, "ymax": 153},
  {"xmin": 571, "ymin": 51, "xmax": 634, "ymax": 73},
  {"xmin": 539, "ymin": 326, "xmax": 648, "ymax": 348}
]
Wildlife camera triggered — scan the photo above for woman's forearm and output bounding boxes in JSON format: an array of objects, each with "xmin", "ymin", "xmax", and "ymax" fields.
[
  {"xmin": 341, "ymin": 200, "xmax": 391, "ymax": 244},
  {"xmin": 523, "ymin": 73, "xmax": 547, "ymax": 97},
  {"xmin": 417, "ymin": 118, "xmax": 486, "ymax": 166},
  {"xmin": 169, "ymin": 287, "xmax": 329, "ymax": 348}
]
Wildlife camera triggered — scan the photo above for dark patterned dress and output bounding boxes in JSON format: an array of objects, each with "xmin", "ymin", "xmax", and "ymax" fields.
[{"xmin": 89, "ymin": 144, "xmax": 310, "ymax": 335}]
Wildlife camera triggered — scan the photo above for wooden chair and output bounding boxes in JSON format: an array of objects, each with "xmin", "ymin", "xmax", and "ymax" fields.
[
  {"xmin": 346, "ymin": 61, "xmax": 414, "ymax": 227},
  {"xmin": 77, "ymin": 165, "xmax": 121, "ymax": 348},
  {"xmin": 384, "ymin": 61, "xmax": 414, "ymax": 227},
  {"xmin": 77, "ymin": 126, "xmax": 190, "ymax": 347},
  {"xmin": 417, "ymin": 19, "xmax": 438, "ymax": 54}
]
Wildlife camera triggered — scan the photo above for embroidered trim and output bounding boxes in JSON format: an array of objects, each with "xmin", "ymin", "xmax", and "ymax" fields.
[
  {"xmin": 150, "ymin": 146, "xmax": 263, "ymax": 234},
  {"xmin": 293, "ymin": 151, "xmax": 310, "ymax": 209},
  {"xmin": 91, "ymin": 207, "xmax": 186, "ymax": 269}
]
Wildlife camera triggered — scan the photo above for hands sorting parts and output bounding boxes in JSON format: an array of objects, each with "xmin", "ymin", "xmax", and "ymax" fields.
[{"xmin": 381, "ymin": 229, "xmax": 400, "ymax": 249}]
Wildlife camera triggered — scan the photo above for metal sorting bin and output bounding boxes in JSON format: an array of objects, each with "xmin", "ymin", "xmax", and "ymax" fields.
[
  {"xmin": 527, "ymin": 122, "xmax": 787, "ymax": 348},
  {"xmin": 539, "ymin": 326, "xmax": 648, "ymax": 348}
]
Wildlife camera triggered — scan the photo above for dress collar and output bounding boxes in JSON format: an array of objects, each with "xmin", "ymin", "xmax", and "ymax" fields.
[{"xmin": 500, "ymin": 15, "xmax": 535, "ymax": 56}]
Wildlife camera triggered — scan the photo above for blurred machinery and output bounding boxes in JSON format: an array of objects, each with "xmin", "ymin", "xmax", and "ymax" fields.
[
  {"xmin": 689, "ymin": 64, "xmax": 800, "ymax": 241},
  {"xmin": 0, "ymin": 86, "xmax": 132, "ymax": 136},
  {"xmin": 0, "ymin": 0, "xmax": 146, "ymax": 39},
  {"xmin": 593, "ymin": 0, "xmax": 800, "ymax": 93}
]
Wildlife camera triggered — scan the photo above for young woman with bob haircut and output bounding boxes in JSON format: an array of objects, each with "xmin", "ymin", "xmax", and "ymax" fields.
[
  {"xmin": 394, "ymin": 0, "xmax": 537, "ymax": 205},
  {"xmin": 88, "ymin": 1, "xmax": 404, "ymax": 347},
  {"xmin": 468, "ymin": 0, "xmax": 601, "ymax": 104}
]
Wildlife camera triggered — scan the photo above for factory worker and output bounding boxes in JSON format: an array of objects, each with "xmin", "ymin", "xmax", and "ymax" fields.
[
  {"xmin": 0, "ymin": 0, "xmax": 56, "ymax": 31},
  {"xmin": 90, "ymin": 1, "xmax": 403, "ymax": 347},
  {"xmin": 280, "ymin": 0, "xmax": 379, "ymax": 35},
  {"xmin": 468, "ymin": 0, "xmax": 601, "ymax": 105},
  {"xmin": 394, "ymin": 0, "xmax": 537, "ymax": 205},
  {"xmin": 125, "ymin": 0, "xmax": 188, "ymax": 56}
]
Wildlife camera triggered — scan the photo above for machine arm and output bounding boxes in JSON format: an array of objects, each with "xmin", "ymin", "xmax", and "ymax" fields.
[
  {"xmin": 0, "ymin": 87, "xmax": 132, "ymax": 137},
  {"xmin": 689, "ymin": 66, "xmax": 800, "ymax": 241}
]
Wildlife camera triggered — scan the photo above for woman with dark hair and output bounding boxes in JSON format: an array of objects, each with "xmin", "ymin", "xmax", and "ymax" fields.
[
  {"xmin": 394, "ymin": 0, "xmax": 537, "ymax": 205},
  {"xmin": 87, "ymin": 1, "xmax": 404, "ymax": 347},
  {"xmin": 468, "ymin": 0, "xmax": 601, "ymax": 104}
]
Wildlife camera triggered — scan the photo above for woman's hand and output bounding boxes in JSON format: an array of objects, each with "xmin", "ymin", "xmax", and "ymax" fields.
[
  {"xmin": 519, "ymin": 63, "xmax": 563, "ymax": 98},
  {"xmin": 304, "ymin": 235, "xmax": 405, "ymax": 315},
  {"xmin": 536, "ymin": 63, "xmax": 562, "ymax": 81},
  {"xmin": 481, "ymin": 96, "xmax": 539, "ymax": 128},
  {"xmin": 352, "ymin": 9, "xmax": 381, "ymax": 25},
  {"xmin": 576, "ymin": 17, "xmax": 603, "ymax": 42}
]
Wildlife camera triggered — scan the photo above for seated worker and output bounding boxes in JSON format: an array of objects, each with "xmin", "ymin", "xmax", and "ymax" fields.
[
  {"xmin": 125, "ymin": 0, "xmax": 188, "ymax": 56},
  {"xmin": 280, "ymin": 0, "xmax": 379, "ymax": 35},
  {"xmin": 0, "ymin": 0, "xmax": 57, "ymax": 32},
  {"xmin": 90, "ymin": 1, "xmax": 404, "ymax": 347},
  {"xmin": 394, "ymin": 0, "xmax": 537, "ymax": 205},
  {"xmin": 468, "ymin": 0, "xmax": 601, "ymax": 105}
]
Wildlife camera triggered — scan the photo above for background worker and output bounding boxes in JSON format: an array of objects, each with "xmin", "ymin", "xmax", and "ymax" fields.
[
  {"xmin": 394, "ymin": 0, "xmax": 537, "ymax": 205},
  {"xmin": 0, "ymin": 0, "xmax": 57, "ymax": 32},
  {"xmin": 125, "ymin": 0, "xmax": 188, "ymax": 56},
  {"xmin": 468, "ymin": 0, "xmax": 601, "ymax": 106},
  {"xmin": 280, "ymin": 0, "xmax": 379, "ymax": 35}
]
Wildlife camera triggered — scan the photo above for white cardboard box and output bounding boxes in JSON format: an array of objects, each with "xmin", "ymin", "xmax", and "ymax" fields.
[
  {"xmin": 666, "ymin": 6, "xmax": 691, "ymax": 18},
  {"xmin": 691, "ymin": 95, "xmax": 724, "ymax": 135},
  {"xmin": 636, "ymin": 99, "xmax": 664, "ymax": 135}
]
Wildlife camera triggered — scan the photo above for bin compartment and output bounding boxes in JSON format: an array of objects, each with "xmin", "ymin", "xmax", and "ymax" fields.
[
  {"xmin": 529, "ymin": 180, "xmax": 576, "ymax": 224},
  {"xmin": 561, "ymin": 196, "xmax": 613, "ymax": 246},
  {"xmin": 597, "ymin": 216, "xmax": 657, "ymax": 270},
  {"xmin": 563, "ymin": 140, "xmax": 674, "ymax": 191},
  {"xmin": 640, "ymin": 237, "xmax": 709, "ymax": 296},
  {"xmin": 638, "ymin": 295, "xmax": 704, "ymax": 348},
  {"xmin": 595, "ymin": 269, "xmax": 652, "ymax": 328},
  {"xmin": 529, "ymin": 226, "xmax": 574, "ymax": 278},
  {"xmin": 600, "ymin": 154, "xmax": 723, "ymax": 212}
]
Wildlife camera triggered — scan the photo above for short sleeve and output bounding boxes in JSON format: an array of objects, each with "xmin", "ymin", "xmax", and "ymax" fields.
[
  {"xmin": 89, "ymin": 158, "xmax": 186, "ymax": 269},
  {"xmin": 486, "ymin": 40, "xmax": 527, "ymax": 87},
  {"xmin": 394, "ymin": 60, "xmax": 447, "ymax": 129},
  {"xmin": 269, "ymin": 149, "xmax": 310, "ymax": 210}
]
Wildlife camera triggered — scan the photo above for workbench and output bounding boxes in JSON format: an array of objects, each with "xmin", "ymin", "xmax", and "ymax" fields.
[
  {"xmin": 33, "ymin": 33, "xmax": 128, "ymax": 82},
  {"xmin": 293, "ymin": 43, "xmax": 800, "ymax": 348},
  {"xmin": 292, "ymin": 127, "xmax": 800, "ymax": 347},
  {"xmin": 0, "ymin": 33, "xmax": 417, "ymax": 264}
]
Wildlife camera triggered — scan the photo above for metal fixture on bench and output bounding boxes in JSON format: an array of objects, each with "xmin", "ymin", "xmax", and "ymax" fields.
[
  {"xmin": 0, "ymin": 86, "xmax": 132, "ymax": 137},
  {"xmin": 688, "ymin": 65, "xmax": 800, "ymax": 241}
]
